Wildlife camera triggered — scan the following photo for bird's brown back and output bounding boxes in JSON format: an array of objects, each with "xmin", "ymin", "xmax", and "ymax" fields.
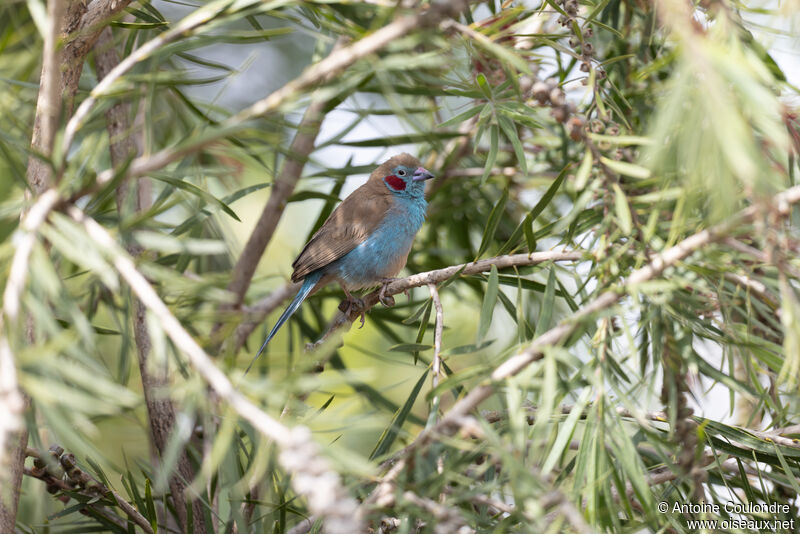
[{"xmin": 290, "ymin": 153, "xmax": 422, "ymax": 282}]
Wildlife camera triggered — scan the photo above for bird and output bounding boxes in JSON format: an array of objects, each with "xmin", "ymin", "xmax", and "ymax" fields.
[{"xmin": 246, "ymin": 153, "xmax": 435, "ymax": 371}]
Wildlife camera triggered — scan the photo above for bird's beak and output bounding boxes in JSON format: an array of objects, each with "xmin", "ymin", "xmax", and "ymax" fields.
[{"xmin": 412, "ymin": 167, "xmax": 435, "ymax": 182}]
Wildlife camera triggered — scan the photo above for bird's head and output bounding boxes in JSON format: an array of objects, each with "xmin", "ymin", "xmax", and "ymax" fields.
[{"xmin": 372, "ymin": 153, "xmax": 434, "ymax": 199}]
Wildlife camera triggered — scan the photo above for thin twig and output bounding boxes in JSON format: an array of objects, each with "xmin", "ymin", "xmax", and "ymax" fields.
[
  {"xmin": 221, "ymin": 90, "xmax": 332, "ymax": 315},
  {"xmin": 24, "ymin": 447, "xmax": 155, "ymax": 534},
  {"xmin": 724, "ymin": 237, "xmax": 800, "ymax": 280},
  {"xmin": 286, "ymin": 518, "xmax": 314, "ymax": 534},
  {"xmin": 401, "ymin": 491, "xmax": 472, "ymax": 533},
  {"xmin": 723, "ymin": 272, "xmax": 777, "ymax": 306},
  {"xmin": 25, "ymin": 0, "xmax": 66, "ymax": 193},
  {"xmin": 428, "ymin": 283, "xmax": 444, "ymax": 419},
  {"xmin": 69, "ymin": 206, "xmax": 363, "ymax": 534},
  {"xmin": 771, "ymin": 424, "xmax": 800, "ymax": 436},
  {"xmin": 317, "ymin": 251, "xmax": 585, "ymax": 344}
]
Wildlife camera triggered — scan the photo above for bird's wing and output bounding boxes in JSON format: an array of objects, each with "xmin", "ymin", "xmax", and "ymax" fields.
[{"xmin": 291, "ymin": 183, "xmax": 392, "ymax": 282}]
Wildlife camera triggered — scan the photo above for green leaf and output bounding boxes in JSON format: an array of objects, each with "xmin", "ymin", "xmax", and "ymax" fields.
[
  {"xmin": 171, "ymin": 182, "xmax": 269, "ymax": 236},
  {"xmin": 574, "ymin": 148, "xmax": 593, "ymax": 190},
  {"xmin": 438, "ymin": 104, "xmax": 485, "ymax": 129},
  {"xmin": 152, "ymin": 175, "xmax": 241, "ymax": 221},
  {"xmin": 600, "ymin": 157, "xmax": 652, "ymax": 179},
  {"xmin": 389, "ymin": 343, "xmax": 432, "ymax": 353},
  {"xmin": 134, "ymin": 232, "xmax": 227, "ymax": 255},
  {"xmin": 612, "ymin": 183, "xmax": 633, "ymax": 234},
  {"xmin": 535, "ymin": 267, "xmax": 556, "ymax": 334},
  {"xmin": 476, "ymin": 186, "xmax": 507, "ymax": 259},
  {"xmin": 497, "ymin": 114, "xmax": 526, "ymax": 174},
  {"xmin": 542, "ymin": 389, "xmax": 591, "ymax": 475},
  {"xmin": 497, "ymin": 165, "xmax": 568, "ymax": 255},
  {"xmin": 482, "ymin": 123, "xmax": 500, "ymax": 184},
  {"xmin": 478, "ymin": 265, "xmax": 499, "ymax": 341},
  {"xmin": 441, "ymin": 340, "xmax": 495, "ymax": 356},
  {"xmin": 476, "ymin": 73, "xmax": 493, "ymax": 99},
  {"xmin": 370, "ymin": 369, "xmax": 429, "ymax": 459},
  {"xmin": 523, "ymin": 212, "xmax": 537, "ymax": 253},
  {"xmin": 530, "ymin": 164, "xmax": 570, "ymax": 222}
]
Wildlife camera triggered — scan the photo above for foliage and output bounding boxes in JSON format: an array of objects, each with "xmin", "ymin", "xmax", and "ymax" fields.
[{"xmin": 1, "ymin": 0, "xmax": 799, "ymax": 533}]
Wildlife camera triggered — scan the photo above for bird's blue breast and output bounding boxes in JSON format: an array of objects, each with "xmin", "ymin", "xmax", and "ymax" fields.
[{"xmin": 329, "ymin": 196, "xmax": 427, "ymax": 289}]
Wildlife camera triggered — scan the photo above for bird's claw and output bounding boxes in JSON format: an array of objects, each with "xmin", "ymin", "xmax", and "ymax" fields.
[
  {"xmin": 379, "ymin": 278, "xmax": 398, "ymax": 307},
  {"xmin": 339, "ymin": 295, "xmax": 366, "ymax": 328}
]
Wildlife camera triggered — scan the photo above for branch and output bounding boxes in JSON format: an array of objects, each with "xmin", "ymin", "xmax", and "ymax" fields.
[
  {"xmin": 25, "ymin": 0, "xmax": 66, "ymax": 193},
  {"xmin": 93, "ymin": 28, "xmax": 206, "ymax": 534},
  {"xmin": 429, "ymin": 284, "xmax": 444, "ymax": 392},
  {"xmin": 230, "ymin": 282, "xmax": 300, "ymax": 354},
  {"xmin": 371, "ymin": 183, "xmax": 800, "ymax": 475},
  {"xmin": 223, "ymin": 92, "xmax": 331, "ymax": 314},
  {"xmin": 428, "ymin": 283, "xmax": 444, "ymax": 419},
  {"xmin": 61, "ymin": 1, "xmax": 219, "ymax": 160},
  {"xmin": 69, "ymin": 206, "xmax": 363, "ymax": 534},
  {"xmin": 28, "ymin": 0, "xmax": 132, "ymax": 191},
  {"xmin": 317, "ymin": 251, "xmax": 584, "ymax": 344},
  {"xmin": 0, "ymin": 336, "xmax": 26, "ymax": 510},
  {"xmin": 401, "ymin": 491, "xmax": 471, "ymax": 532},
  {"xmin": 24, "ymin": 446, "xmax": 155, "ymax": 534},
  {"xmin": 61, "ymin": 0, "xmax": 133, "ymax": 114}
]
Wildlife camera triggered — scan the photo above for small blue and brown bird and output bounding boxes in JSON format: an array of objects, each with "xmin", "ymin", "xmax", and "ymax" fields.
[{"xmin": 249, "ymin": 153, "xmax": 434, "ymax": 367}]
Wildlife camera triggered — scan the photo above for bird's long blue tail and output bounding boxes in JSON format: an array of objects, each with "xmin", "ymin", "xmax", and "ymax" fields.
[{"xmin": 244, "ymin": 271, "xmax": 322, "ymax": 375}]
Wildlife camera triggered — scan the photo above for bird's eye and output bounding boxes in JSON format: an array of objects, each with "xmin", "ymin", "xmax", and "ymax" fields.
[{"xmin": 397, "ymin": 169, "xmax": 407, "ymax": 177}]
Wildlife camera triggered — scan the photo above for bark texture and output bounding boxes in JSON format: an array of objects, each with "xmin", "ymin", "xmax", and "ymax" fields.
[{"xmin": 94, "ymin": 27, "xmax": 207, "ymax": 534}]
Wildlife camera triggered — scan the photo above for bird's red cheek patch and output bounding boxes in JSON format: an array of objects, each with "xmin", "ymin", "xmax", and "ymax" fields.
[{"xmin": 385, "ymin": 175, "xmax": 406, "ymax": 191}]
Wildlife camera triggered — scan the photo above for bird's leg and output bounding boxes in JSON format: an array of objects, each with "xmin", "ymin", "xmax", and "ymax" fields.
[
  {"xmin": 339, "ymin": 288, "xmax": 366, "ymax": 328},
  {"xmin": 378, "ymin": 278, "xmax": 400, "ymax": 307}
]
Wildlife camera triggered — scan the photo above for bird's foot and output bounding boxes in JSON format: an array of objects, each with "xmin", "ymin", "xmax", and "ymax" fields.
[
  {"xmin": 378, "ymin": 278, "xmax": 399, "ymax": 307},
  {"xmin": 339, "ymin": 295, "xmax": 366, "ymax": 328}
]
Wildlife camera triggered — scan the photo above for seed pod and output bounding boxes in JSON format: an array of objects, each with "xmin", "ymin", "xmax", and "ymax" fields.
[
  {"xmin": 532, "ymin": 81, "xmax": 549, "ymax": 103},
  {"xmin": 519, "ymin": 75, "xmax": 534, "ymax": 95},
  {"xmin": 551, "ymin": 105, "xmax": 568, "ymax": 123},
  {"xmin": 549, "ymin": 87, "xmax": 566, "ymax": 106},
  {"xmin": 568, "ymin": 117, "xmax": 584, "ymax": 141},
  {"xmin": 60, "ymin": 453, "xmax": 76, "ymax": 470}
]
